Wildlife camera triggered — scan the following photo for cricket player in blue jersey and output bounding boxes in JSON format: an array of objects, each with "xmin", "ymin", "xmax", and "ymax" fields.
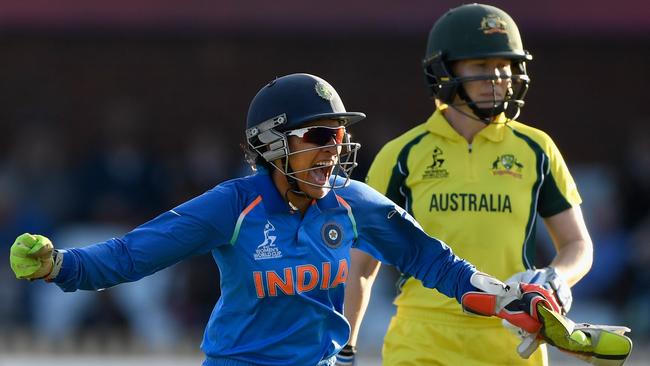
[{"xmin": 10, "ymin": 73, "xmax": 559, "ymax": 366}]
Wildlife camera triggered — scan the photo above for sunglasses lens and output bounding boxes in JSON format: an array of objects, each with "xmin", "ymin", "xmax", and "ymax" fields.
[{"xmin": 302, "ymin": 127, "xmax": 345, "ymax": 145}]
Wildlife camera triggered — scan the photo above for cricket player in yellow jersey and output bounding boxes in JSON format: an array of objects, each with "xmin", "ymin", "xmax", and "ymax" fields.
[{"xmin": 338, "ymin": 3, "xmax": 594, "ymax": 366}]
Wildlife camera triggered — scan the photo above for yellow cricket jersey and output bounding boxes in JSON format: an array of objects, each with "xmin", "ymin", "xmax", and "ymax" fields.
[{"xmin": 366, "ymin": 109, "xmax": 581, "ymax": 325}]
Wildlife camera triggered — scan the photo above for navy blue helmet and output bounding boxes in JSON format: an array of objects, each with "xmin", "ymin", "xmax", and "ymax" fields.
[
  {"xmin": 245, "ymin": 73, "xmax": 365, "ymax": 188},
  {"xmin": 246, "ymin": 73, "xmax": 365, "ymax": 132}
]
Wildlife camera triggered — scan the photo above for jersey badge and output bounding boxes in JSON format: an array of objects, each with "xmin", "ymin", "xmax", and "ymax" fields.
[
  {"xmin": 492, "ymin": 154, "xmax": 524, "ymax": 179},
  {"xmin": 321, "ymin": 222, "xmax": 343, "ymax": 248},
  {"xmin": 254, "ymin": 221, "xmax": 283, "ymax": 260},
  {"xmin": 422, "ymin": 146, "xmax": 450, "ymax": 179}
]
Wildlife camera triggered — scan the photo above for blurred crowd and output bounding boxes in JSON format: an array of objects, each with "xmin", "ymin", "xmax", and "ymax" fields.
[{"xmin": 0, "ymin": 98, "xmax": 250, "ymax": 351}]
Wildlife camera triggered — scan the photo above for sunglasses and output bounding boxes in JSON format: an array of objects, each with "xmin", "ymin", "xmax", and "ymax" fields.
[{"xmin": 286, "ymin": 126, "xmax": 346, "ymax": 146}]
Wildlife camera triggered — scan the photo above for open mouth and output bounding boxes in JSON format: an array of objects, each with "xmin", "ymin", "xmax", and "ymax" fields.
[{"xmin": 308, "ymin": 161, "xmax": 335, "ymax": 186}]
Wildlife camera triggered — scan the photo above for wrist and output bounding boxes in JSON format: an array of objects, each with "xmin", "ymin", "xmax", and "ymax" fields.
[
  {"xmin": 45, "ymin": 249, "xmax": 64, "ymax": 282},
  {"xmin": 340, "ymin": 344, "xmax": 357, "ymax": 356}
]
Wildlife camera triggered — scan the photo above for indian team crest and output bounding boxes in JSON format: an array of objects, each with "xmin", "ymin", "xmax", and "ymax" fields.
[
  {"xmin": 492, "ymin": 154, "xmax": 524, "ymax": 179},
  {"xmin": 315, "ymin": 80, "xmax": 334, "ymax": 101},
  {"xmin": 321, "ymin": 222, "xmax": 343, "ymax": 248}
]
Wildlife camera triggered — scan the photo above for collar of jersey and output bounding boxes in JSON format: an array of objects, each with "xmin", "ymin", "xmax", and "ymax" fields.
[
  {"xmin": 425, "ymin": 109, "xmax": 506, "ymax": 142},
  {"xmin": 253, "ymin": 166, "xmax": 340, "ymax": 214}
]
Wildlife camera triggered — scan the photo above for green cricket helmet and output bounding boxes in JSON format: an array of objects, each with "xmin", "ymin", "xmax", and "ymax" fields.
[{"xmin": 423, "ymin": 3, "xmax": 532, "ymax": 121}]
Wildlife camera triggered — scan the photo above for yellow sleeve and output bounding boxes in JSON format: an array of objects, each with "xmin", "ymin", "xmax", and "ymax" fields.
[
  {"xmin": 366, "ymin": 142, "xmax": 399, "ymax": 196},
  {"xmin": 538, "ymin": 135, "xmax": 582, "ymax": 217}
]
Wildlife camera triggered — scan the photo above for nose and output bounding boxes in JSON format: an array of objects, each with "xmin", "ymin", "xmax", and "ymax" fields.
[{"xmin": 320, "ymin": 136, "xmax": 341, "ymax": 156}]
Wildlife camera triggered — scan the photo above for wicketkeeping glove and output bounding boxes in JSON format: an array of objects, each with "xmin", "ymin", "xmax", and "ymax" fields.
[
  {"xmin": 461, "ymin": 272, "xmax": 561, "ymax": 334},
  {"xmin": 10, "ymin": 233, "xmax": 61, "ymax": 280},
  {"xmin": 526, "ymin": 303, "xmax": 632, "ymax": 366},
  {"xmin": 335, "ymin": 345, "xmax": 356, "ymax": 366}
]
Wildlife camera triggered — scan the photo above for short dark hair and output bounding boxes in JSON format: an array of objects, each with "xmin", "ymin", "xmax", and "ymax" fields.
[{"xmin": 242, "ymin": 142, "xmax": 272, "ymax": 172}]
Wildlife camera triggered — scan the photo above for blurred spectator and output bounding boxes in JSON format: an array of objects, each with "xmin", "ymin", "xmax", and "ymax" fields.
[
  {"xmin": 4, "ymin": 122, "xmax": 73, "ymax": 223},
  {"xmin": 566, "ymin": 165, "xmax": 630, "ymax": 325},
  {"xmin": 73, "ymin": 99, "xmax": 169, "ymax": 223},
  {"xmin": 619, "ymin": 127, "xmax": 650, "ymax": 229},
  {"xmin": 0, "ymin": 173, "xmax": 50, "ymax": 330},
  {"xmin": 1, "ymin": 123, "xmax": 63, "ymax": 330},
  {"xmin": 624, "ymin": 215, "xmax": 650, "ymax": 343},
  {"xmin": 619, "ymin": 127, "xmax": 650, "ymax": 342},
  {"xmin": 31, "ymin": 224, "xmax": 182, "ymax": 351},
  {"xmin": 25, "ymin": 99, "xmax": 182, "ymax": 351},
  {"xmin": 163, "ymin": 128, "xmax": 234, "ymax": 331}
]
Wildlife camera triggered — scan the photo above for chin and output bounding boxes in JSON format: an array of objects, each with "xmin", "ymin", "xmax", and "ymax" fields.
[
  {"xmin": 475, "ymin": 99, "xmax": 505, "ymax": 109},
  {"xmin": 304, "ymin": 185, "xmax": 330, "ymax": 199}
]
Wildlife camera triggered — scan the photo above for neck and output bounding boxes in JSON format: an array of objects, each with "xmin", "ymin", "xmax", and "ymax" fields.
[
  {"xmin": 441, "ymin": 106, "xmax": 489, "ymax": 143},
  {"xmin": 271, "ymin": 168, "xmax": 311, "ymax": 214}
]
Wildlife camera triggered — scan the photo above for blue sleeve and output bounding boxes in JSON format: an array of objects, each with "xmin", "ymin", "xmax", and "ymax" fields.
[
  {"xmin": 54, "ymin": 183, "xmax": 241, "ymax": 292},
  {"xmin": 344, "ymin": 181, "xmax": 476, "ymax": 303}
]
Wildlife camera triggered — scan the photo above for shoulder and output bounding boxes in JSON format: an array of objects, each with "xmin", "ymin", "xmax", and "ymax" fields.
[
  {"xmin": 505, "ymin": 120, "xmax": 558, "ymax": 153},
  {"xmin": 180, "ymin": 175, "xmax": 259, "ymax": 213},
  {"xmin": 336, "ymin": 179, "xmax": 392, "ymax": 207},
  {"xmin": 207, "ymin": 176, "xmax": 251, "ymax": 199}
]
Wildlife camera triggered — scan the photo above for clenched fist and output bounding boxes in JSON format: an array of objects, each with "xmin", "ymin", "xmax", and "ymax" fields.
[{"xmin": 10, "ymin": 233, "xmax": 54, "ymax": 280}]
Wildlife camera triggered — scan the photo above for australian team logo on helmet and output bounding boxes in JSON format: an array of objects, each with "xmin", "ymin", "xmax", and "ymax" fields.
[
  {"xmin": 423, "ymin": 3, "xmax": 532, "ymax": 122},
  {"xmin": 479, "ymin": 14, "xmax": 508, "ymax": 34},
  {"xmin": 245, "ymin": 73, "xmax": 366, "ymax": 190}
]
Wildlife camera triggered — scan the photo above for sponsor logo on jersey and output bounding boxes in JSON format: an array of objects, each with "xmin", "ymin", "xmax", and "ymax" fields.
[
  {"xmin": 387, "ymin": 207, "xmax": 405, "ymax": 219},
  {"xmin": 388, "ymin": 205, "xmax": 423, "ymax": 229},
  {"xmin": 492, "ymin": 154, "xmax": 524, "ymax": 179},
  {"xmin": 321, "ymin": 222, "xmax": 343, "ymax": 248},
  {"xmin": 479, "ymin": 14, "xmax": 508, "ymax": 34},
  {"xmin": 252, "ymin": 259, "xmax": 348, "ymax": 298},
  {"xmin": 422, "ymin": 146, "xmax": 450, "ymax": 179},
  {"xmin": 254, "ymin": 221, "xmax": 283, "ymax": 260},
  {"xmin": 429, "ymin": 193, "xmax": 512, "ymax": 213}
]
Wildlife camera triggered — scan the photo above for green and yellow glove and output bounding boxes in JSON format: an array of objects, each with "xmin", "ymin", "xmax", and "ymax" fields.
[
  {"xmin": 537, "ymin": 305, "xmax": 633, "ymax": 366},
  {"xmin": 10, "ymin": 233, "xmax": 55, "ymax": 280}
]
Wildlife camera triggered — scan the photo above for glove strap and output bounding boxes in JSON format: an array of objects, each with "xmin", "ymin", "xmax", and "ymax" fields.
[
  {"xmin": 461, "ymin": 272, "xmax": 515, "ymax": 316},
  {"xmin": 544, "ymin": 267, "xmax": 572, "ymax": 314},
  {"xmin": 45, "ymin": 249, "xmax": 64, "ymax": 282}
]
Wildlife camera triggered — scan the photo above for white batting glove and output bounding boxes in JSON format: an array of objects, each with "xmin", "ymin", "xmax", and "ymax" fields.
[{"xmin": 506, "ymin": 267, "xmax": 572, "ymax": 314}]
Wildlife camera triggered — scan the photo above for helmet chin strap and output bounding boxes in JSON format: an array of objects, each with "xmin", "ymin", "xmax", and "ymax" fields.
[
  {"xmin": 278, "ymin": 158, "xmax": 309, "ymax": 196},
  {"xmin": 272, "ymin": 158, "xmax": 320, "ymax": 213},
  {"xmin": 455, "ymin": 81, "xmax": 506, "ymax": 124}
]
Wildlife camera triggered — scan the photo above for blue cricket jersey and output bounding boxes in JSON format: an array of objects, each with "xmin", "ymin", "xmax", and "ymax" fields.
[{"xmin": 53, "ymin": 168, "xmax": 477, "ymax": 366}]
